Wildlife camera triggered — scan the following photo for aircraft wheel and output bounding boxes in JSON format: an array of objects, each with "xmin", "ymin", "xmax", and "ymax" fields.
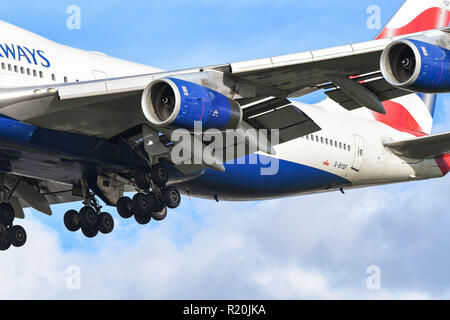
[
  {"xmin": 64, "ymin": 210, "xmax": 81, "ymax": 232},
  {"xmin": 117, "ymin": 196, "xmax": 134, "ymax": 219},
  {"xmin": 8, "ymin": 225, "xmax": 26, "ymax": 247},
  {"xmin": 151, "ymin": 207, "xmax": 167, "ymax": 221},
  {"xmin": 80, "ymin": 206, "xmax": 98, "ymax": 229},
  {"xmin": 135, "ymin": 169, "xmax": 151, "ymax": 190},
  {"xmin": 0, "ymin": 225, "xmax": 10, "ymax": 251},
  {"xmin": 0, "ymin": 203, "xmax": 15, "ymax": 227},
  {"xmin": 81, "ymin": 226, "xmax": 98, "ymax": 238},
  {"xmin": 132, "ymin": 193, "xmax": 152, "ymax": 216},
  {"xmin": 97, "ymin": 212, "xmax": 114, "ymax": 234},
  {"xmin": 151, "ymin": 164, "xmax": 169, "ymax": 187},
  {"xmin": 162, "ymin": 186, "xmax": 181, "ymax": 209},
  {"xmin": 148, "ymin": 192, "xmax": 165, "ymax": 212},
  {"xmin": 134, "ymin": 213, "xmax": 152, "ymax": 225}
]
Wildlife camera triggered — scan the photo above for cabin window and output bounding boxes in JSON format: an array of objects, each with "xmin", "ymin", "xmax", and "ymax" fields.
[
  {"xmin": 52, "ymin": 74, "xmax": 56, "ymax": 81},
  {"xmin": 14, "ymin": 65, "xmax": 18, "ymax": 73},
  {"xmin": 1, "ymin": 63, "xmax": 5, "ymax": 70},
  {"xmin": 64, "ymin": 76, "xmax": 68, "ymax": 83},
  {"xmin": 39, "ymin": 71, "xmax": 44, "ymax": 78}
]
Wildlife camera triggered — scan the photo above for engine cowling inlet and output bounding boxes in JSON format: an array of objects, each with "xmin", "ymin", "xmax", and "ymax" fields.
[
  {"xmin": 380, "ymin": 38, "xmax": 450, "ymax": 93},
  {"xmin": 141, "ymin": 78, "xmax": 242, "ymax": 130}
]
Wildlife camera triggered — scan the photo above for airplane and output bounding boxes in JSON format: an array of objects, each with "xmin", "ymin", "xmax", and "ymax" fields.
[{"xmin": 0, "ymin": 0, "xmax": 448, "ymax": 250}]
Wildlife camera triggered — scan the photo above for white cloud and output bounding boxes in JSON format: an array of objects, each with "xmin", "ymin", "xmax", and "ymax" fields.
[{"xmin": 1, "ymin": 175, "xmax": 449, "ymax": 299}]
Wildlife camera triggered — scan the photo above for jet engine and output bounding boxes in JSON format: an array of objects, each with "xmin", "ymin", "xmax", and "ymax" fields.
[
  {"xmin": 141, "ymin": 78, "xmax": 242, "ymax": 130},
  {"xmin": 380, "ymin": 39, "xmax": 450, "ymax": 93}
]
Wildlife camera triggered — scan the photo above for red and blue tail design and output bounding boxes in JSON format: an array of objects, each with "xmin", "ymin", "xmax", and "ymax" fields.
[
  {"xmin": 374, "ymin": 0, "xmax": 450, "ymax": 136},
  {"xmin": 375, "ymin": 0, "xmax": 450, "ymax": 175}
]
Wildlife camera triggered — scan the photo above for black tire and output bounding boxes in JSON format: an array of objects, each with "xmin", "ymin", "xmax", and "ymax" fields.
[
  {"xmin": 163, "ymin": 186, "xmax": 181, "ymax": 209},
  {"xmin": 132, "ymin": 193, "xmax": 151, "ymax": 216},
  {"xmin": 0, "ymin": 203, "xmax": 15, "ymax": 227},
  {"xmin": 151, "ymin": 164, "xmax": 169, "ymax": 187},
  {"xmin": 148, "ymin": 192, "xmax": 165, "ymax": 212},
  {"xmin": 134, "ymin": 213, "xmax": 151, "ymax": 225},
  {"xmin": 97, "ymin": 212, "xmax": 114, "ymax": 234},
  {"xmin": 81, "ymin": 227, "xmax": 98, "ymax": 238},
  {"xmin": 8, "ymin": 225, "xmax": 26, "ymax": 247},
  {"xmin": 80, "ymin": 206, "xmax": 98, "ymax": 229},
  {"xmin": 64, "ymin": 210, "xmax": 81, "ymax": 232},
  {"xmin": 151, "ymin": 207, "xmax": 168, "ymax": 221},
  {"xmin": 0, "ymin": 225, "xmax": 10, "ymax": 251},
  {"xmin": 117, "ymin": 197, "xmax": 134, "ymax": 219},
  {"xmin": 135, "ymin": 169, "xmax": 150, "ymax": 190}
]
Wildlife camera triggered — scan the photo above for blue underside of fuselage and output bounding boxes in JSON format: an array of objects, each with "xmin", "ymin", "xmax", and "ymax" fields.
[
  {"xmin": 180, "ymin": 155, "xmax": 352, "ymax": 201},
  {"xmin": 0, "ymin": 115, "xmax": 147, "ymax": 184},
  {"xmin": 0, "ymin": 116, "xmax": 351, "ymax": 200}
]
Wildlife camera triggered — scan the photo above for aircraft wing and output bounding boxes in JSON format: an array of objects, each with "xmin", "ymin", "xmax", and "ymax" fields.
[
  {"xmin": 385, "ymin": 132, "xmax": 450, "ymax": 159},
  {"xmin": 0, "ymin": 29, "xmax": 445, "ymax": 142}
]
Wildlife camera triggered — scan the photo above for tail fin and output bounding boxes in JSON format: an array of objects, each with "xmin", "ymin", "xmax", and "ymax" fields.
[{"xmin": 373, "ymin": 0, "xmax": 450, "ymax": 136}]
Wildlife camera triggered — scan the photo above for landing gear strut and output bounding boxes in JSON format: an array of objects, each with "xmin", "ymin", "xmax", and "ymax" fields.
[
  {"xmin": 116, "ymin": 163, "xmax": 181, "ymax": 226},
  {"xmin": 0, "ymin": 175, "xmax": 27, "ymax": 251},
  {"xmin": 63, "ymin": 186, "xmax": 115, "ymax": 238},
  {"xmin": 0, "ymin": 205, "xmax": 27, "ymax": 251}
]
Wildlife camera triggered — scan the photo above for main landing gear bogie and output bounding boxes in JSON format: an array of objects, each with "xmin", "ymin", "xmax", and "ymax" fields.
[
  {"xmin": 0, "ymin": 202, "xmax": 27, "ymax": 251},
  {"xmin": 63, "ymin": 163, "xmax": 181, "ymax": 238},
  {"xmin": 64, "ymin": 207, "xmax": 115, "ymax": 238},
  {"xmin": 117, "ymin": 164, "xmax": 181, "ymax": 226}
]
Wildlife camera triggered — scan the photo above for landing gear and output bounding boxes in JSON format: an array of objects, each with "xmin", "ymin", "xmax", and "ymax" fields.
[
  {"xmin": 132, "ymin": 193, "xmax": 152, "ymax": 216},
  {"xmin": 134, "ymin": 212, "xmax": 152, "ymax": 225},
  {"xmin": 97, "ymin": 212, "xmax": 114, "ymax": 234},
  {"xmin": 61, "ymin": 162, "xmax": 182, "ymax": 238},
  {"xmin": 114, "ymin": 163, "xmax": 181, "ymax": 226},
  {"xmin": 0, "ymin": 203, "xmax": 15, "ymax": 227},
  {"xmin": 0, "ymin": 174, "xmax": 27, "ymax": 250},
  {"xmin": 64, "ymin": 210, "xmax": 81, "ymax": 232},
  {"xmin": 0, "ymin": 204, "xmax": 27, "ymax": 251},
  {"xmin": 8, "ymin": 225, "xmax": 26, "ymax": 248},
  {"xmin": 0, "ymin": 224, "xmax": 11, "ymax": 251},
  {"xmin": 81, "ymin": 227, "xmax": 99, "ymax": 238},
  {"xmin": 151, "ymin": 207, "xmax": 167, "ymax": 221},
  {"xmin": 80, "ymin": 206, "xmax": 98, "ymax": 229},
  {"xmin": 162, "ymin": 186, "xmax": 181, "ymax": 209},
  {"xmin": 117, "ymin": 196, "xmax": 134, "ymax": 219},
  {"xmin": 151, "ymin": 164, "xmax": 169, "ymax": 187},
  {"xmin": 63, "ymin": 187, "xmax": 115, "ymax": 238}
]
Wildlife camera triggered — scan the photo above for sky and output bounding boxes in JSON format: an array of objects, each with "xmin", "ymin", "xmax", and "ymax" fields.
[{"xmin": 2, "ymin": 0, "xmax": 450, "ymax": 299}]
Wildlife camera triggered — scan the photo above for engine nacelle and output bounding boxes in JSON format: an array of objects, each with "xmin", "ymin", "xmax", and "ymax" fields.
[
  {"xmin": 380, "ymin": 39, "xmax": 450, "ymax": 93},
  {"xmin": 141, "ymin": 78, "xmax": 242, "ymax": 130}
]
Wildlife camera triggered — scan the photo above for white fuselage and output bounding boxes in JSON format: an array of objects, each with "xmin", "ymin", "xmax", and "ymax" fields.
[{"xmin": 0, "ymin": 20, "xmax": 444, "ymax": 198}]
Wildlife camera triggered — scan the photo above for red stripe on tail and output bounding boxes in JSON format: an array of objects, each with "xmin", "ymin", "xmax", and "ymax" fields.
[
  {"xmin": 373, "ymin": 100, "xmax": 426, "ymax": 137},
  {"xmin": 435, "ymin": 154, "xmax": 450, "ymax": 175},
  {"xmin": 376, "ymin": 7, "xmax": 450, "ymax": 39}
]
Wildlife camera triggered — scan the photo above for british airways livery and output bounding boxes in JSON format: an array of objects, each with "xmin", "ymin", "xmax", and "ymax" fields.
[{"xmin": 0, "ymin": 0, "xmax": 449, "ymax": 250}]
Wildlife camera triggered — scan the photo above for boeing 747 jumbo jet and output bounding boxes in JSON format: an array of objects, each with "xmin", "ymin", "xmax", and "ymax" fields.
[{"xmin": 0, "ymin": 0, "xmax": 448, "ymax": 250}]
